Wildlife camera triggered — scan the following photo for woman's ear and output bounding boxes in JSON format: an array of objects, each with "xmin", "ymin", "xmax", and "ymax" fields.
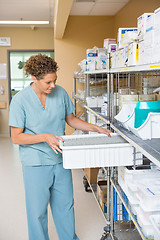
[{"xmin": 32, "ymin": 76, "xmax": 37, "ymax": 81}]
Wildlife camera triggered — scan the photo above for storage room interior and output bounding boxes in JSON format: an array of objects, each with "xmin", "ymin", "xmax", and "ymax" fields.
[{"xmin": 0, "ymin": 0, "xmax": 160, "ymax": 240}]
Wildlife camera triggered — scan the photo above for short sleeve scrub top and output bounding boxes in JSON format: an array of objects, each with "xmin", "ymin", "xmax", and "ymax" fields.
[{"xmin": 9, "ymin": 84, "xmax": 75, "ymax": 166}]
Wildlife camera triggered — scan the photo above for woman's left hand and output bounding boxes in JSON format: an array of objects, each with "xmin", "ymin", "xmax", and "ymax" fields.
[{"xmin": 95, "ymin": 126, "xmax": 112, "ymax": 137}]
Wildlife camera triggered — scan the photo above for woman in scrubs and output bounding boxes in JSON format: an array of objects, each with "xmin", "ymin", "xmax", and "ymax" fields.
[{"xmin": 9, "ymin": 54, "xmax": 111, "ymax": 240}]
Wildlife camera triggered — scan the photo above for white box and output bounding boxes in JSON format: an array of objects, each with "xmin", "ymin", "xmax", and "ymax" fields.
[
  {"xmin": 128, "ymin": 42, "xmax": 139, "ymax": 66},
  {"xmin": 110, "ymin": 51, "xmax": 116, "ymax": 69},
  {"xmin": 108, "ymin": 44, "xmax": 117, "ymax": 53},
  {"xmin": 138, "ymin": 40, "xmax": 145, "ymax": 65},
  {"xmin": 144, "ymin": 14, "xmax": 154, "ymax": 48},
  {"xmin": 117, "ymin": 28, "xmax": 137, "ymax": 49},
  {"xmin": 137, "ymin": 13, "xmax": 153, "ymax": 39},
  {"xmin": 103, "ymin": 38, "xmax": 116, "ymax": 49},
  {"xmin": 60, "ymin": 133, "xmax": 134, "ymax": 169},
  {"xmin": 154, "ymin": 7, "xmax": 160, "ymax": 46},
  {"xmin": 154, "ymin": 7, "xmax": 160, "ymax": 29}
]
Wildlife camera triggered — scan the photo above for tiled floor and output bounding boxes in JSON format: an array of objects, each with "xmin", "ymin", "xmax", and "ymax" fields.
[{"xmin": 0, "ymin": 137, "xmax": 106, "ymax": 240}]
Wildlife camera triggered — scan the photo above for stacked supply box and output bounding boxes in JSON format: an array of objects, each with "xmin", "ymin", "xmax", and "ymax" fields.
[
  {"xmin": 103, "ymin": 38, "xmax": 116, "ymax": 49},
  {"xmin": 137, "ymin": 13, "xmax": 153, "ymax": 40},
  {"xmin": 144, "ymin": 14, "xmax": 154, "ymax": 64},
  {"xmin": 152, "ymin": 7, "xmax": 160, "ymax": 63},
  {"xmin": 86, "ymin": 47, "xmax": 98, "ymax": 71},
  {"xmin": 97, "ymin": 48, "xmax": 108, "ymax": 70},
  {"xmin": 86, "ymin": 46, "xmax": 108, "ymax": 71},
  {"xmin": 127, "ymin": 42, "xmax": 139, "ymax": 66}
]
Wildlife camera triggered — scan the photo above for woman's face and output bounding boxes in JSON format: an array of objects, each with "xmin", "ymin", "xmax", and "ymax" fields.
[{"xmin": 33, "ymin": 73, "xmax": 57, "ymax": 94}]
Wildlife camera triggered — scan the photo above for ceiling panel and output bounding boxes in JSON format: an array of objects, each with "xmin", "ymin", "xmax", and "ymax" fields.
[
  {"xmin": 0, "ymin": 0, "xmax": 50, "ymax": 21},
  {"xmin": 90, "ymin": 2, "xmax": 128, "ymax": 15},
  {"xmin": 70, "ymin": 0, "xmax": 130, "ymax": 16},
  {"xmin": 70, "ymin": 2, "xmax": 95, "ymax": 15}
]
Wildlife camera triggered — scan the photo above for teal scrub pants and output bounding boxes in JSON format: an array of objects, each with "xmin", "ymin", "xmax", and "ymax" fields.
[{"xmin": 22, "ymin": 163, "xmax": 79, "ymax": 240}]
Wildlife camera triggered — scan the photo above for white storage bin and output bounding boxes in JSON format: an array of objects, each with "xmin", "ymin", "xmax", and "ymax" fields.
[
  {"xmin": 129, "ymin": 112, "xmax": 160, "ymax": 140},
  {"xmin": 150, "ymin": 215, "xmax": 160, "ymax": 240},
  {"xmin": 137, "ymin": 209, "xmax": 154, "ymax": 238},
  {"xmin": 60, "ymin": 133, "xmax": 134, "ymax": 169},
  {"xmin": 137, "ymin": 184, "xmax": 160, "ymax": 212},
  {"xmin": 118, "ymin": 167, "xmax": 160, "ymax": 193},
  {"xmin": 138, "ymin": 204, "xmax": 160, "ymax": 225},
  {"xmin": 114, "ymin": 103, "xmax": 136, "ymax": 130}
]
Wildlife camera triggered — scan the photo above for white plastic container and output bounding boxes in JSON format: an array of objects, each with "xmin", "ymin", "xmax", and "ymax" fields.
[
  {"xmin": 60, "ymin": 133, "xmax": 134, "ymax": 169},
  {"xmin": 118, "ymin": 167, "xmax": 160, "ymax": 193},
  {"xmin": 150, "ymin": 215, "xmax": 160, "ymax": 240},
  {"xmin": 114, "ymin": 103, "xmax": 136, "ymax": 130},
  {"xmin": 137, "ymin": 209, "xmax": 154, "ymax": 238},
  {"xmin": 129, "ymin": 112, "xmax": 160, "ymax": 140},
  {"xmin": 137, "ymin": 184, "xmax": 160, "ymax": 212},
  {"xmin": 138, "ymin": 204, "xmax": 160, "ymax": 225}
]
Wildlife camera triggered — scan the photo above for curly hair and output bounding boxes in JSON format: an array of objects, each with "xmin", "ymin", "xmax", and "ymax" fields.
[{"xmin": 24, "ymin": 54, "xmax": 58, "ymax": 80}]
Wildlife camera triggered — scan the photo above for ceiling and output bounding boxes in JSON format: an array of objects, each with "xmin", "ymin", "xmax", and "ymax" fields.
[
  {"xmin": 70, "ymin": 0, "xmax": 130, "ymax": 16},
  {"xmin": 0, "ymin": 0, "xmax": 130, "ymax": 28}
]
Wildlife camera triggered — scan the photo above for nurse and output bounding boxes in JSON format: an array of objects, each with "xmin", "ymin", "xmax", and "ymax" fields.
[{"xmin": 9, "ymin": 54, "xmax": 111, "ymax": 240}]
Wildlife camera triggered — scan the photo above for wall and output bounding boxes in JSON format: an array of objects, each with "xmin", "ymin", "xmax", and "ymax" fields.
[
  {"xmin": 54, "ymin": 16, "xmax": 114, "ymax": 134},
  {"xmin": 0, "ymin": 27, "xmax": 54, "ymax": 136},
  {"xmin": 114, "ymin": 0, "xmax": 160, "ymax": 38}
]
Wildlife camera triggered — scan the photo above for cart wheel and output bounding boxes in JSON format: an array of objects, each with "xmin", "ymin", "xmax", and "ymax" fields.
[
  {"xmin": 100, "ymin": 232, "xmax": 110, "ymax": 240},
  {"xmin": 83, "ymin": 176, "xmax": 90, "ymax": 192}
]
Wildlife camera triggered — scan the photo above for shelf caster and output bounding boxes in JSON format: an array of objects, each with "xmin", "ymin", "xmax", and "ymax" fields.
[
  {"xmin": 100, "ymin": 232, "xmax": 110, "ymax": 240},
  {"xmin": 83, "ymin": 176, "xmax": 90, "ymax": 192},
  {"xmin": 100, "ymin": 226, "xmax": 110, "ymax": 240}
]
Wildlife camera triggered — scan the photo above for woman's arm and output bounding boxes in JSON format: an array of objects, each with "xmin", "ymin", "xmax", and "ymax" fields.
[
  {"xmin": 11, "ymin": 127, "xmax": 63, "ymax": 154},
  {"xmin": 65, "ymin": 113, "xmax": 111, "ymax": 137}
]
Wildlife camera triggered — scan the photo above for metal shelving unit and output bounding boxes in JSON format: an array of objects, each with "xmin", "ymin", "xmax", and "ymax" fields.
[{"xmin": 73, "ymin": 64, "xmax": 160, "ymax": 240}]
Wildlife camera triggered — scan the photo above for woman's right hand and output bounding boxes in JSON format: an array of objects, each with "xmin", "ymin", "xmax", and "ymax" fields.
[{"xmin": 43, "ymin": 134, "xmax": 64, "ymax": 154}]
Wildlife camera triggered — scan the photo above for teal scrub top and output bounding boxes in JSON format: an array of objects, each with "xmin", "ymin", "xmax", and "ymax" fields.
[{"xmin": 9, "ymin": 84, "xmax": 75, "ymax": 166}]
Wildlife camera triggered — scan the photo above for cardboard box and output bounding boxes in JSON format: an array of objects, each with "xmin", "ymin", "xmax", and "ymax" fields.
[
  {"xmin": 84, "ymin": 168, "xmax": 100, "ymax": 184},
  {"xmin": 97, "ymin": 180, "xmax": 107, "ymax": 202},
  {"xmin": 99, "ymin": 198, "xmax": 107, "ymax": 213},
  {"xmin": 97, "ymin": 181, "xmax": 107, "ymax": 213}
]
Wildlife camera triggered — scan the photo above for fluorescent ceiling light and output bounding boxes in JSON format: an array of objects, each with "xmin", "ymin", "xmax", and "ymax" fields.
[{"xmin": 0, "ymin": 21, "xmax": 49, "ymax": 25}]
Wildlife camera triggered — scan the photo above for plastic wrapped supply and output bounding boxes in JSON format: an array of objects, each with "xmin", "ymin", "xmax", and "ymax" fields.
[
  {"xmin": 117, "ymin": 28, "xmax": 138, "ymax": 49},
  {"xmin": 78, "ymin": 59, "xmax": 87, "ymax": 72}
]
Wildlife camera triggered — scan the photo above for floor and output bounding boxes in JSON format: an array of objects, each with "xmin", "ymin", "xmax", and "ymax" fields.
[{"xmin": 0, "ymin": 137, "xmax": 106, "ymax": 240}]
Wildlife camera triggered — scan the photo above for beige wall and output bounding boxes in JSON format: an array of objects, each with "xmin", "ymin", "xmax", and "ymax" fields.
[{"xmin": 0, "ymin": 27, "xmax": 54, "ymax": 135}]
